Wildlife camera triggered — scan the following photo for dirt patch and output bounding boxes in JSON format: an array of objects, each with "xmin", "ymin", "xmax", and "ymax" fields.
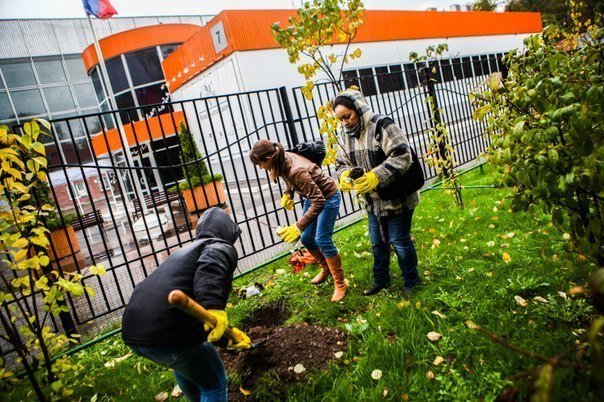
[
  {"xmin": 221, "ymin": 324, "xmax": 347, "ymax": 401},
  {"xmin": 240, "ymin": 300, "xmax": 289, "ymax": 329}
]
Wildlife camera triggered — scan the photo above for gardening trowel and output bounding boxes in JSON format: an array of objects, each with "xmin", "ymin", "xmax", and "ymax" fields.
[{"xmin": 168, "ymin": 289, "xmax": 265, "ymax": 351}]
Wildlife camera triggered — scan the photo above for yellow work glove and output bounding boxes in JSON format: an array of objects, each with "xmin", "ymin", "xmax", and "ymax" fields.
[
  {"xmin": 280, "ymin": 193, "xmax": 294, "ymax": 210},
  {"xmin": 339, "ymin": 170, "xmax": 354, "ymax": 192},
  {"xmin": 276, "ymin": 224, "xmax": 301, "ymax": 243},
  {"xmin": 354, "ymin": 171, "xmax": 380, "ymax": 195},
  {"xmin": 228, "ymin": 327, "xmax": 252, "ymax": 350},
  {"xmin": 204, "ymin": 309, "xmax": 228, "ymax": 343}
]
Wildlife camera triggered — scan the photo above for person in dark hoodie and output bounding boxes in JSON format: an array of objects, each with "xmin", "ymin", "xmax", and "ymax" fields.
[
  {"xmin": 122, "ymin": 207, "xmax": 250, "ymax": 402},
  {"xmin": 332, "ymin": 88, "xmax": 421, "ymax": 297}
]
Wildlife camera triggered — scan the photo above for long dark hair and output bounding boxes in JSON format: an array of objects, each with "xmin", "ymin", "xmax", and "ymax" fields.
[
  {"xmin": 249, "ymin": 139, "xmax": 286, "ymax": 181},
  {"xmin": 332, "ymin": 95, "xmax": 358, "ymax": 114}
]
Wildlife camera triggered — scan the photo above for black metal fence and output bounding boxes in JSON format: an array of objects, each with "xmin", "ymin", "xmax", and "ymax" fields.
[{"xmin": 1, "ymin": 53, "xmax": 504, "ymax": 359}]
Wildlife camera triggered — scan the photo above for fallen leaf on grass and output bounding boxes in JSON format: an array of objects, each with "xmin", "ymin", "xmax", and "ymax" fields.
[
  {"xmin": 502, "ymin": 252, "xmax": 511, "ymax": 263},
  {"xmin": 154, "ymin": 392, "xmax": 168, "ymax": 402},
  {"xmin": 426, "ymin": 370, "xmax": 435, "ymax": 380},
  {"xmin": 486, "ymin": 241, "xmax": 495, "ymax": 247},
  {"xmin": 171, "ymin": 385, "xmax": 181, "ymax": 397},
  {"xmin": 427, "ymin": 331, "xmax": 442, "ymax": 342},
  {"xmin": 558, "ymin": 291, "xmax": 568, "ymax": 300},
  {"xmin": 402, "ymin": 394, "xmax": 410, "ymax": 400},
  {"xmin": 533, "ymin": 296, "xmax": 548, "ymax": 303},
  {"xmin": 334, "ymin": 351, "xmax": 344, "ymax": 359},
  {"xmin": 275, "ymin": 269, "xmax": 286, "ymax": 274},
  {"xmin": 293, "ymin": 363, "xmax": 306, "ymax": 373},
  {"xmin": 104, "ymin": 352, "xmax": 132, "ymax": 368},
  {"xmin": 383, "ymin": 388, "xmax": 389, "ymax": 397},
  {"xmin": 431, "ymin": 310, "xmax": 447, "ymax": 319},
  {"xmin": 371, "ymin": 369, "xmax": 383, "ymax": 380},
  {"xmin": 568, "ymin": 286, "xmax": 584, "ymax": 295},
  {"xmin": 397, "ymin": 300, "xmax": 410, "ymax": 308},
  {"xmin": 433, "ymin": 356, "xmax": 444, "ymax": 366},
  {"xmin": 239, "ymin": 387, "xmax": 251, "ymax": 396},
  {"xmin": 514, "ymin": 295, "xmax": 528, "ymax": 307},
  {"xmin": 432, "ymin": 238, "xmax": 441, "ymax": 248}
]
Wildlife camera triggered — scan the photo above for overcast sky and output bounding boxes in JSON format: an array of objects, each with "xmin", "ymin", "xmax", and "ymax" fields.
[{"xmin": 0, "ymin": 0, "xmax": 471, "ymax": 19}]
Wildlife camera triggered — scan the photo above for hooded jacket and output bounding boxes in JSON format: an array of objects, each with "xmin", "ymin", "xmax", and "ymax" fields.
[
  {"xmin": 121, "ymin": 207, "xmax": 241, "ymax": 346},
  {"xmin": 334, "ymin": 89, "xmax": 419, "ymax": 217}
]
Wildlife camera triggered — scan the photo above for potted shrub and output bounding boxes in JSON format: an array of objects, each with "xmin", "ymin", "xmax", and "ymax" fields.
[
  {"xmin": 37, "ymin": 184, "xmax": 82, "ymax": 272},
  {"xmin": 45, "ymin": 211, "xmax": 80, "ymax": 262},
  {"xmin": 172, "ymin": 122, "xmax": 226, "ymax": 213}
]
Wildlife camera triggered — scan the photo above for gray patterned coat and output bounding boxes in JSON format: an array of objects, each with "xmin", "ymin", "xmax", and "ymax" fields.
[{"xmin": 334, "ymin": 89, "xmax": 419, "ymax": 217}]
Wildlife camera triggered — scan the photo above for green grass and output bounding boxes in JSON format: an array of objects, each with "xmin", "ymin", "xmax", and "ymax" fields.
[{"xmin": 2, "ymin": 165, "xmax": 597, "ymax": 401}]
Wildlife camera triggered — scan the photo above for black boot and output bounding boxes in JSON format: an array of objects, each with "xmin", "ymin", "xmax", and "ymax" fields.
[{"xmin": 363, "ymin": 284, "xmax": 389, "ymax": 296}]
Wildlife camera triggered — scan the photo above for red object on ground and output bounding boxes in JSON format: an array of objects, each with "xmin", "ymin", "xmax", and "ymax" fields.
[{"xmin": 287, "ymin": 249, "xmax": 317, "ymax": 273}]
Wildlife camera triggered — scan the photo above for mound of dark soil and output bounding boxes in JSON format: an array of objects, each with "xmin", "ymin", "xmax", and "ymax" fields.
[{"xmin": 221, "ymin": 324, "xmax": 347, "ymax": 401}]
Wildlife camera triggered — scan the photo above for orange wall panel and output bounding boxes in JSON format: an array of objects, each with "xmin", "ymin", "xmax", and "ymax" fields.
[
  {"xmin": 91, "ymin": 111, "xmax": 185, "ymax": 156},
  {"xmin": 82, "ymin": 24, "xmax": 201, "ymax": 72},
  {"xmin": 163, "ymin": 10, "xmax": 542, "ymax": 92}
]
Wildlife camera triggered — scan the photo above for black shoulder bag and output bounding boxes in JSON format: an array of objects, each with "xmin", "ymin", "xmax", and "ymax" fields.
[{"xmin": 374, "ymin": 115, "xmax": 425, "ymax": 200}]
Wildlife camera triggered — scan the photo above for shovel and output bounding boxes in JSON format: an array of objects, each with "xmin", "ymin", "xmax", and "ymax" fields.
[{"xmin": 168, "ymin": 289, "xmax": 265, "ymax": 350}]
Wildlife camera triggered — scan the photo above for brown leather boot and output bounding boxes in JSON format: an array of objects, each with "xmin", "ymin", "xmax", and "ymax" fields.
[
  {"xmin": 307, "ymin": 249, "xmax": 331, "ymax": 285},
  {"xmin": 326, "ymin": 254, "xmax": 347, "ymax": 302}
]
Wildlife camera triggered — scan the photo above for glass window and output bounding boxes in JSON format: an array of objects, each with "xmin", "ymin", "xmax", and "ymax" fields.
[
  {"xmin": 440, "ymin": 59, "xmax": 454, "ymax": 82},
  {"xmin": 83, "ymin": 114, "xmax": 103, "ymax": 138},
  {"xmin": 489, "ymin": 54, "xmax": 499, "ymax": 74},
  {"xmin": 0, "ymin": 92, "xmax": 15, "ymax": 121},
  {"xmin": 341, "ymin": 70, "xmax": 359, "ymax": 90},
  {"xmin": 451, "ymin": 58, "xmax": 464, "ymax": 79},
  {"xmin": 106, "ymin": 57, "xmax": 129, "ymax": 93},
  {"xmin": 404, "ymin": 63, "xmax": 419, "ymax": 89},
  {"xmin": 480, "ymin": 55, "xmax": 490, "ymax": 75},
  {"xmin": 472, "ymin": 56, "xmax": 483, "ymax": 76},
  {"xmin": 388, "ymin": 65, "xmax": 404, "ymax": 91},
  {"xmin": 358, "ymin": 68, "xmax": 377, "ymax": 97},
  {"xmin": 12, "ymin": 88, "xmax": 46, "ymax": 117},
  {"xmin": 73, "ymin": 83, "xmax": 98, "ymax": 108},
  {"xmin": 90, "ymin": 68, "xmax": 106, "ymax": 102},
  {"xmin": 376, "ymin": 65, "xmax": 404, "ymax": 94},
  {"xmin": 160, "ymin": 44, "xmax": 181, "ymax": 60},
  {"xmin": 52, "ymin": 113, "xmax": 84, "ymax": 141},
  {"xmin": 1, "ymin": 59, "xmax": 37, "ymax": 88},
  {"xmin": 100, "ymin": 101, "xmax": 116, "ymax": 130},
  {"xmin": 125, "ymin": 48, "xmax": 164, "ymax": 87},
  {"xmin": 135, "ymin": 83, "xmax": 171, "ymax": 118},
  {"xmin": 54, "ymin": 137, "xmax": 93, "ymax": 164},
  {"xmin": 115, "ymin": 91, "xmax": 137, "ymax": 124},
  {"xmin": 498, "ymin": 53, "xmax": 509, "ymax": 79},
  {"xmin": 64, "ymin": 56, "xmax": 88, "ymax": 81},
  {"xmin": 34, "ymin": 58, "xmax": 67, "ymax": 84},
  {"xmin": 43, "ymin": 86, "xmax": 75, "ymax": 113},
  {"xmin": 461, "ymin": 57, "xmax": 473, "ymax": 78}
]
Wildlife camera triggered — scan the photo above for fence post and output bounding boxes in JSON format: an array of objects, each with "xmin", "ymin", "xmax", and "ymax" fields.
[
  {"xmin": 423, "ymin": 63, "xmax": 449, "ymax": 176},
  {"xmin": 278, "ymin": 86, "xmax": 299, "ymax": 146}
]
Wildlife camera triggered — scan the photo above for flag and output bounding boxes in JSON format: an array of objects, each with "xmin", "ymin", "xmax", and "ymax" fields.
[{"xmin": 82, "ymin": 0, "xmax": 117, "ymax": 19}]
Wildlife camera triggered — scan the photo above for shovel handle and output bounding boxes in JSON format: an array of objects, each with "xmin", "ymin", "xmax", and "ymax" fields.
[{"xmin": 168, "ymin": 289, "xmax": 236, "ymax": 342}]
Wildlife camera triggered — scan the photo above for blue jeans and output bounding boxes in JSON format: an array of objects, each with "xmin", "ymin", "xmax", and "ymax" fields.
[
  {"xmin": 300, "ymin": 191, "xmax": 341, "ymax": 258},
  {"xmin": 367, "ymin": 208, "xmax": 420, "ymax": 289},
  {"xmin": 129, "ymin": 342, "xmax": 227, "ymax": 402}
]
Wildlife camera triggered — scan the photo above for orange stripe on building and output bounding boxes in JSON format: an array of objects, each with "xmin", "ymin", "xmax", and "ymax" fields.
[
  {"xmin": 163, "ymin": 10, "xmax": 542, "ymax": 92},
  {"xmin": 91, "ymin": 111, "xmax": 185, "ymax": 156},
  {"xmin": 82, "ymin": 24, "xmax": 202, "ymax": 72}
]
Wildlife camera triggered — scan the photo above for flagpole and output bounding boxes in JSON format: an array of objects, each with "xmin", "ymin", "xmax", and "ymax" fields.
[{"xmin": 86, "ymin": 14, "xmax": 149, "ymax": 216}]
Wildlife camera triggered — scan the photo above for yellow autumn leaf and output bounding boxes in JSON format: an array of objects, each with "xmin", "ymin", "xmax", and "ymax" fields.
[
  {"xmin": 239, "ymin": 387, "xmax": 251, "ymax": 396},
  {"xmin": 502, "ymin": 252, "xmax": 511, "ymax": 262},
  {"xmin": 427, "ymin": 331, "xmax": 442, "ymax": 342},
  {"xmin": 433, "ymin": 356, "xmax": 445, "ymax": 366}
]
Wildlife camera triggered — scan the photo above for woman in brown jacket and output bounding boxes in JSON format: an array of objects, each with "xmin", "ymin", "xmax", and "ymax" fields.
[{"xmin": 249, "ymin": 139, "xmax": 346, "ymax": 302}]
